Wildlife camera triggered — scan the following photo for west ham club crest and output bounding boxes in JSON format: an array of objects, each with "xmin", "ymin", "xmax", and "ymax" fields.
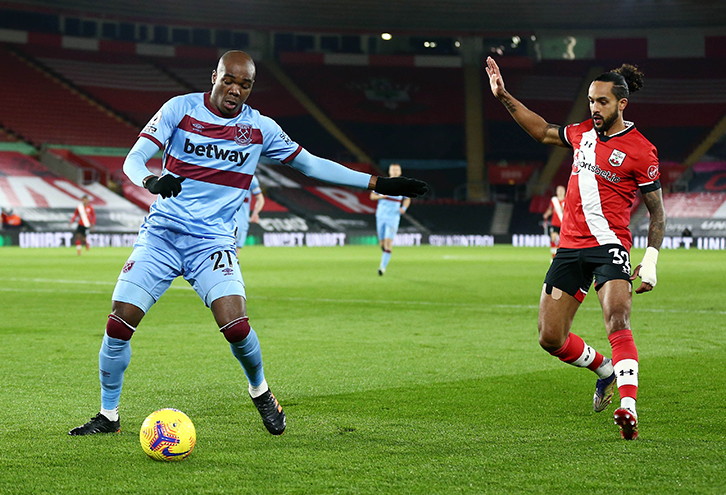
[{"xmin": 235, "ymin": 124, "xmax": 253, "ymax": 146}]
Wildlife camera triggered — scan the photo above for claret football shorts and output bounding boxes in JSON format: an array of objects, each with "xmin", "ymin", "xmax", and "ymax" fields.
[
  {"xmin": 112, "ymin": 226, "xmax": 246, "ymax": 313},
  {"xmin": 544, "ymin": 244, "xmax": 633, "ymax": 301}
]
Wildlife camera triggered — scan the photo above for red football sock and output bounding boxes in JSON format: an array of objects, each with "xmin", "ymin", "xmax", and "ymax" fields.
[
  {"xmin": 551, "ymin": 333, "xmax": 605, "ymax": 371},
  {"xmin": 609, "ymin": 329, "xmax": 639, "ymax": 402}
]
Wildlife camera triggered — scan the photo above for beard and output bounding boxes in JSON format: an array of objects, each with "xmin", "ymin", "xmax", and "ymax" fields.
[{"xmin": 593, "ymin": 110, "xmax": 619, "ymax": 134}]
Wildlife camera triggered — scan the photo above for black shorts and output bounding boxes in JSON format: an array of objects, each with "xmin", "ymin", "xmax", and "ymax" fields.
[
  {"xmin": 548, "ymin": 225, "xmax": 561, "ymax": 235},
  {"xmin": 544, "ymin": 244, "xmax": 632, "ymax": 302},
  {"xmin": 75, "ymin": 225, "xmax": 88, "ymax": 236}
]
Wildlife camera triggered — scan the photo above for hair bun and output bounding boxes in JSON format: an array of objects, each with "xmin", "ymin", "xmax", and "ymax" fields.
[{"xmin": 613, "ymin": 64, "xmax": 644, "ymax": 94}]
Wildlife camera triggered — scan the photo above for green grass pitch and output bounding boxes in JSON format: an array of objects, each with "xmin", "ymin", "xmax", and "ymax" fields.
[{"xmin": 0, "ymin": 245, "xmax": 724, "ymax": 494}]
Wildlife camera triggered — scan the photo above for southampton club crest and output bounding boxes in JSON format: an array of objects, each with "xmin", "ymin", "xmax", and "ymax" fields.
[
  {"xmin": 608, "ymin": 149, "xmax": 626, "ymax": 167},
  {"xmin": 235, "ymin": 124, "xmax": 253, "ymax": 146}
]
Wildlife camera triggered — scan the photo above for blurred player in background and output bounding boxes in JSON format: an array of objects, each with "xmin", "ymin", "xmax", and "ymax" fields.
[
  {"xmin": 1, "ymin": 207, "xmax": 24, "ymax": 230},
  {"xmin": 234, "ymin": 174, "xmax": 265, "ymax": 255},
  {"xmin": 487, "ymin": 57, "xmax": 665, "ymax": 440},
  {"xmin": 69, "ymin": 50, "xmax": 427, "ymax": 437},
  {"xmin": 69, "ymin": 195, "xmax": 95, "ymax": 255},
  {"xmin": 370, "ymin": 163, "xmax": 411, "ymax": 276},
  {"xmin": 543, "ymin": 185, "xmax": 566, "ymax": 258}
]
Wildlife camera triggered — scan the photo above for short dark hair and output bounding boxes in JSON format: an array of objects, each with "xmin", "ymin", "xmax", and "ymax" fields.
[{"xmin": 593, "ymin": 64, "xmax": 644, "ymax": 100}]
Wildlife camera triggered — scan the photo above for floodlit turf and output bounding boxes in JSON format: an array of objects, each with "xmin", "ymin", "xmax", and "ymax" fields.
[{"xmin": 0, "ymin": 245, "xmax": 724, "ymax": 494}]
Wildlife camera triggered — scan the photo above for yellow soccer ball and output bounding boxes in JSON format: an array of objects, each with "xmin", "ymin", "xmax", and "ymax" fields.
[{"xmin": 140, "ymin": 408, "xmax": 196, "ymax": 461}]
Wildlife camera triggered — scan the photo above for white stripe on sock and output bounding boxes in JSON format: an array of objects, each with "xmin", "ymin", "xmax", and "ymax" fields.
[
  {"xmin": 572, "ymin": 343, "xmax": 596, "ymax": 368},
  {"xmin": 614, "ymin": 358, "xmax": 639, "ymax": 387}
]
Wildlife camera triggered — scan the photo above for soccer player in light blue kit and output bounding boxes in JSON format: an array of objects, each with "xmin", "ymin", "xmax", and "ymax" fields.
[
  {"xmin": 234, "ymin": 175, "xmax": 264, "ymax": 253},
  {"xmin": 69, "ymin": 51, "xmax": 427, "ymax": 436},
  {"xmin": 370, "ymin": 164, "xmax": 411, "ymax": 275}
]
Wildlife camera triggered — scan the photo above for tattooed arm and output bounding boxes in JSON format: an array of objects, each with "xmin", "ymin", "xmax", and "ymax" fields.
[
  {"xmin": 485, "ymin": 57, "xmax": 567, "ymax": 147},
  {"xmin": 643, "ymin": 189, "xmax": 666, "ymax": 250},
  {"xmin": 631, "ymin": 188, "xmax": 666, "ymax": 293}
]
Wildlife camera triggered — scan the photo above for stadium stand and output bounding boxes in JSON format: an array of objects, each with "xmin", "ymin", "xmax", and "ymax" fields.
[
  {"xmin": 395, "ymin": 166, "xmax": 466, "ymax": 199},
  {"xmin": 280, "ymin": 60, "xmax": 466, "ymax": 162},
  {"xmin": 621, "ymin": 58, "xmax": 726, "ymax": 163},
  {"xmin": 510, "ymin": 200, "xmax": 544, "ymax": 235},
  {"xmin": 483, "ymin": 59, "xmax": 591, "ymax": 163},
  {"xmin": 687, "ymin": 162, "xmax": 726, "ymax": 193},
  {"xmin": 704, "ymin": 132, "xmax": 726, "ymax": 162},
  {"xmin": 411, "ymin": 201, "xmax": 496, "ymax": 234},
  {"xmin": 664, "ymin": 192, "xmax": 726, "ymax": 218},
  {"xmin": 78, "ymin": 154, "xmax": 162, "ymax": 210},
  {"xmin": 0, "ymin": 44, "xmax": 138, "ymax": 147},
  {"xmin": 46, "ymin": 148, "xmax": 111, "ymax": 186},
  {"xmin": 630, "ymin": 162, "xmax": 726, "ymax": 238},
  {"xmin": 0, "ymin": 151, "xmax": 146, "ymax": 231},
  {"xmin": 259, "ymin": 162, "xmax": 383, "ymax": 214},
  {"xmin": 20, "ymin": 44, "xmax": 187, "ymax": 126}
]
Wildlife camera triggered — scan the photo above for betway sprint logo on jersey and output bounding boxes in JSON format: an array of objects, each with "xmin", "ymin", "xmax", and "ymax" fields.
[
  {"xmin": 573, "ymin": 149, "xmax": 621, "ymax": 184},
  {"xmin": 183, "ymin": 138, "xmax": 249, "ymax": 165}
]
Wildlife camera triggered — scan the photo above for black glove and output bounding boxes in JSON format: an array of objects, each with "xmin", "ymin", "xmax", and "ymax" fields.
[
  {"xmin": 144, "ymin": 175, "xmax": 185, "ymax": 199},
  {"xmin": 374, "ymin": 176, "xmax": 428, "ymax": 198}
]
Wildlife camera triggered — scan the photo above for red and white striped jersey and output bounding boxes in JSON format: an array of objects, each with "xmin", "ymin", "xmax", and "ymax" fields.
[
  {"xmin": 71, "ymin": 203, "xmax": 96, "ymax": 228},
  {"xmin": 550, "ymin": 196, "xmax": 565, "ymax": 227},
  {"xmin": 558, "ymin": 119, "xmax": 660, "ymax": 251}
]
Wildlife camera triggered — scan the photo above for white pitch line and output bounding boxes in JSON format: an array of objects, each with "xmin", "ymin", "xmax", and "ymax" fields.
[{"xmin": 2, "ymin": 278, "xmax": 724, "ymax": 315}]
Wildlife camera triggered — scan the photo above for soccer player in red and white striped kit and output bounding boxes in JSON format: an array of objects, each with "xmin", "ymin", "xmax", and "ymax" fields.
[
  {"xmin": 70, "ymin": 195, "xmax": 96, "ymax": 255},
  {"xmin": 543, "ymin": 185, "xmax": 566, "ymax": 258},
  {"xmin": 487, "ymin": 57, "xmax": 666, "ymax": 439}
]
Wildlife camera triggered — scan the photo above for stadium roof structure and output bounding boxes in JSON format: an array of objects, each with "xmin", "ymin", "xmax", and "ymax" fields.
[{"xmin": 7, "ymin": 0, "xmax": 726, "ymax": 32}]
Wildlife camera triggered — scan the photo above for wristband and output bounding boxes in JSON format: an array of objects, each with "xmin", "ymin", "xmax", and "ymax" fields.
[{"xmin": 142, "ymin": 175, "xmax": 155, "ymax": 188}]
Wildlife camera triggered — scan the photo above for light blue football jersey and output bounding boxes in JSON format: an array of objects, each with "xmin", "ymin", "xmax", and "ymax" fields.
[
  {"xmin": 138, "ymin": 93, "xmax": 300, "ymax": 240},
  {"xmin": 376, "ymin": 195, "xmax": 404, "ymax": 219}
]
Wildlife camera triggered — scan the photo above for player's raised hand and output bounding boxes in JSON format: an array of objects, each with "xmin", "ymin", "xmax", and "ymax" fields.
[
  {"xmin": 485, "ymin": 56, "xmax": 506, "ymax": 99},
  {"xmin": 145, "ymin": 175, "xmax": 185, "ymax": 198},
  {"xmin": 374, "ymin": 176, "xmax": 428, "ymax": 198}
]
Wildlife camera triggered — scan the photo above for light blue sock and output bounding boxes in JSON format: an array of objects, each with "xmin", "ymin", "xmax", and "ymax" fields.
[
  {"xmin": 229, "ymin": 328, "xmax": 265, "ymax": 387},
  {"xmin": 99, "ymin": 334, "xmax": 131, "ymax": 411},
  {"xmin": 380, "ymin": 250, "xmax": 392, "ymax": 270}
]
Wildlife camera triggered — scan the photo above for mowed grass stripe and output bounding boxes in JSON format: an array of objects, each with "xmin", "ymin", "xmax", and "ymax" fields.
[{"xmin": 1, "ymin": 277, "xmax": 725, "ymax": 315}]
